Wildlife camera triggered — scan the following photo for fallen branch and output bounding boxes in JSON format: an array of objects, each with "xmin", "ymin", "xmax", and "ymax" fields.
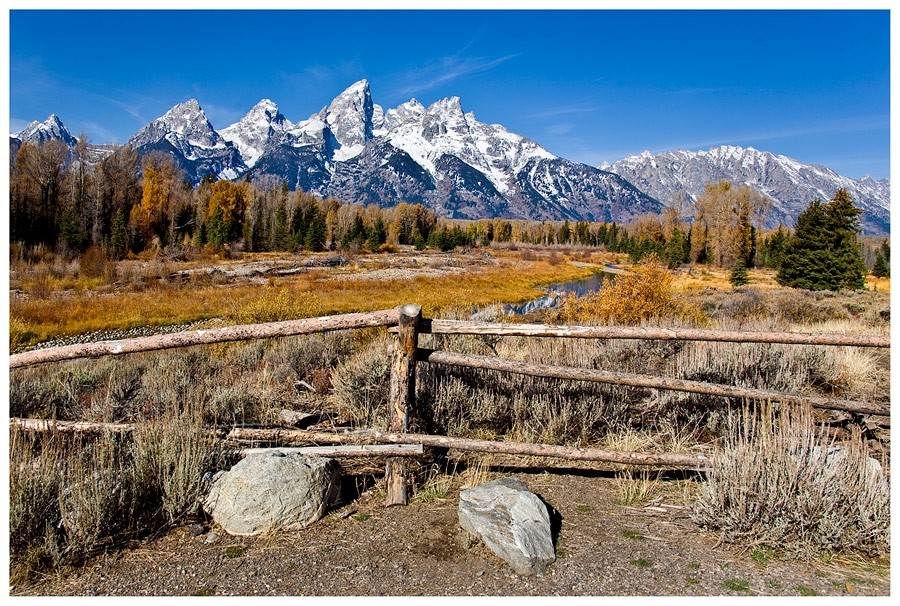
[
  {"xmin": 239, "ymin": 444, "xmax": 424, "ymax": 458},
  {"xmin": 11, "ymin": 418, "xmax": 135, "ymax": 434}
]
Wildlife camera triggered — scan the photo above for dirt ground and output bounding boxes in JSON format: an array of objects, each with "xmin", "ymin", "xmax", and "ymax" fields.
[{"xmin": 12, "ymin": 470, "xmax": 889, "ymax": 597}]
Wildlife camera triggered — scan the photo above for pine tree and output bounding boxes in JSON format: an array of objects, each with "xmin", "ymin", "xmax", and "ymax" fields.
[
  {"xmin": 872, "ymin": 238, "xmax": 890, "ymax": 278},
  {"xmin": 271, "ymin": 202, "xmax": 290, "ymax": 251},
  {"xmin": 825, "ymin": 188, "xmax": 867, "ymax": 290},
  {"xmin": 777, "ymin": 189, "xmax": 866, "ymax": 291},
  {"xmin": 109, "ymin": 207, "xmax": 128, "ymax": 260},
  {"xmin": 303, "ymin": 204, "xmax": 327, "ymax": 252},
  {"xmin": 729, "ymin": 259, "xmax": 750, "ymax": 287}
]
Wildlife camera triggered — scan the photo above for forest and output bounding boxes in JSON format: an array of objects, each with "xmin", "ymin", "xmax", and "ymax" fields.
[{"xmin": 9, "ymin": 139, "xmax": 888, "ymax": 289}]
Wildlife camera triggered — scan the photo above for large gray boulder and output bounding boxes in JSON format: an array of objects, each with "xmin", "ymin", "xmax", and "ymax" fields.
[
  {"xmin": 458, "ymin": 477, "xmax": 556, "ymax": 575},
  {"xmin": 203, "ymin": 452, "xmax": 341, "ymax": 536}
]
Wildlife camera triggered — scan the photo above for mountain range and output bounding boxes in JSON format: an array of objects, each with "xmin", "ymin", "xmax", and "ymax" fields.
[{"xmin": 11, "ymin": 80, "xmax": 890, "ymax": 234}]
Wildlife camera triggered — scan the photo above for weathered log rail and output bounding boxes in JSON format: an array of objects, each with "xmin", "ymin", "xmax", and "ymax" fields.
[
  {"xmin": 9, "ymin": 304, "xmax": 890, "ymax": 505},
  {"xmin": 416, "ymin": 349, "xmax": 890, "ymax": 417},
  {"xmin": 8, "ymin": 308, "xmax": 401, "ymax": 369},
  {"xmin": 420, "ymin": 319, "xmax": 891, "ymax": 348}
]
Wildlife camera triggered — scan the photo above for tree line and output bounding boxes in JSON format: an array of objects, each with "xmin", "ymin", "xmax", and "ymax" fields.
[{"xmin": 9, "ymin": 140, "xmax": 885, "ymax": 291}]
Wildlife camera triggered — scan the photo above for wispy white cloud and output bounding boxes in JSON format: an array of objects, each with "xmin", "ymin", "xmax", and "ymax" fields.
[
  {"xmin": 388, "ymin": 53, "xmax": 518, "ymax": 101},
  {"xmin": 532, "ymin": 104, "xmax": 603, "ymax": 119},
  {"xmin": 92, "ymin": 94, "xmax": 150, "ymax": 125},
  {"xmin": 545, "ymin": 122, "xmax": 575, "ymax": 136},
  {"xmin": 77, "ymin": 121, "xmax": 120, "ymax": 145}
]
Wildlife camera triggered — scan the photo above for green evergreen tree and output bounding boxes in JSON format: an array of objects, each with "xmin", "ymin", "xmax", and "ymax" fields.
[
  {"xmin": 557, "ymin": 219, "xmax": 571, "ymax": 245},
  {"xmin": 303, "ymin": 205, "xmax": 327, "ymax": 252},
  {"xmin": 825, "ymin": 188, "xmax": 867, "ymax": 290},
  {"xmin": 760, "ymin": 225, "xmax": 788, "ymax": 269},
  {"xmin": 271, "ymin": 202, "xmax": 290, "ymax": 250},
  {"xmin": 109, "ymin": 207, "xmax": 128, "ymax": 259},
  {"xmin": 872, "ymin": 238, "xmax": 890, "ymax": 278},
  {"xmin": 777, "ymin": 189, "xmax": 867, "ymax": 291},
  {"xmin": 729, "ymin": 258, "xmax": 750, "ymax": 287},
  {"xmin": 366, "ymin": 217, "xmax": 387, "ymax": 251}
]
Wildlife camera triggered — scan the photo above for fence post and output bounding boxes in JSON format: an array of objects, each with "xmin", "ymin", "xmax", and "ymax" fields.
[{"xmin": 385, "ymin": 303, "xmax": 422, "ymax": 506}]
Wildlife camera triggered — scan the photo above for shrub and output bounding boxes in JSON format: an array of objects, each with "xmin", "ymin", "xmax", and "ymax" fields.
[
  {"xmin": 329, "ymin": 334, "xmax": 393, "ymax": 428},
  {"xmin": 9, "ymin": 315, "xmax": 35, "ymax": 350},
  {"xmin": 132, "ymin": 413, "xmax": 234, "ymax": 524},
  {"xmin": 10, "ymin": 413, "xmax": 235, "ymax": 583},
  {"xmin": 692, "ymin": 404, "xmax": 889, "ymax": 557},
  {"xmin": 559, "ymin": 257, "xmax": 705, "ymax": 326},
  {"xmin": 79, "ymin": 245, "xmax": 114, "ymax": 280},
  {"xmin": 229, "ymin": 287, "xmax": 321, "ymax": 324}
]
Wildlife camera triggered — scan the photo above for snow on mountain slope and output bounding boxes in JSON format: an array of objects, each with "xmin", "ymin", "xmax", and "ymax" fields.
[
  {"xmin": 13, "ymin": 114, "xmax": 78, "ymax": 147},
  {"xmin": 27, "ymin": 82, "xmax": 886, "ymax": 232},
  {"xmin": 220, "ymin": 99, "xmax": 292, "ymax": 169},
  {"xmin": 606, "ymin": 145, "xmax": 891, "ymax": 235},
  {"xmin": 127, "ymin": 99, "xmax": 246, "ymax": 181}
]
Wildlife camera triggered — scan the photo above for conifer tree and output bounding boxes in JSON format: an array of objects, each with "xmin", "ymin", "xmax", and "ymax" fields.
[
  {"xmin": 777, "ymin": 189, "xmax": 866, "ymax": 291},
  {"xmin": 729, "ymin": 258, "xmax": 750, "ymax": 287},
  {"xmin": 872, "ymin": 238, "xmax": 890, "ymax": 278}
]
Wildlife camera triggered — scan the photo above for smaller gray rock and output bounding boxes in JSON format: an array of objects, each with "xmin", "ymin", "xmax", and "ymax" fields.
[
  {"xmin": 203, "ymin": 453, "xmax": 341, "ymax": 536},
  {"xmin": 458, "ymin": 477, "xmax": 555, "ymax": 575}
]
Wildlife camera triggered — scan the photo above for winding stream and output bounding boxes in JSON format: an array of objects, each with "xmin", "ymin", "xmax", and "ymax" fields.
[{"xmin": 474, "ymin": 265, "xmax": 619, "ymax": 319}]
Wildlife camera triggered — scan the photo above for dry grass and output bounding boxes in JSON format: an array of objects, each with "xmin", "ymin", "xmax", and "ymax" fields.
[
  {"xmin": 865, "ymin": 276, "xmax": 890, "ymax": 293},
  {"xmin": 8, "ymin": 247, "xmax": 890, "ymax": 582},
  {"xmin": 9, "ymin": 412, "xmax": 234, "ymax": 584},
  {"xmin": 692, "ymin": 404, "xmax": 890, "ymax": 558},
  {"xmin": 673, "ymin": 265, "xmax": 782, "ymax": 291},
  {"xmin": 10, "ymin": 250, "xmax": 594, "ymax": 346}
]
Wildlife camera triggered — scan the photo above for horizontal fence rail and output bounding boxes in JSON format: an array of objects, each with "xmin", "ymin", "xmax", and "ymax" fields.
[
  {"xmin": 421, "ymin": 319, "xmax": 891, "ymax": 348},
  {"xmin": 9, "ymin": 308, "xmax": 401, "ymax": 369},
  {"xmin": 417, "ymin": 349, "xmax": 890, "ymax": 417},
  {"xmin": 224, "ymin": 427, "xmax": 710, "ymax": 469},
  {"xmin": 9, "ymin": 303, "xmax": 890, "ymax": 505}
]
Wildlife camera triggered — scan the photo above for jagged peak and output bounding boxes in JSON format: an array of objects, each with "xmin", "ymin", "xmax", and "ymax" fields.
[
  {"xmin": 343, "ymin": 78, "xmax": 370, "ymax": 93},
  {"xmin": 166, "ymin": 98, "xmax": 203, "ymax": 113},
  {"xmin": 429, "ymin": 96, "xmax": 463, "ymax": 111},
  {"xmin": 251, "ymin": 98, "xmax": 278, "ymax": 111},
  {"xmin": 15, "ymin": 113, "xmax": 77, "ymax": 145}
]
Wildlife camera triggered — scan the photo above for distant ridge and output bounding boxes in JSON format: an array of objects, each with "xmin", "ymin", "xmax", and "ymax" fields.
[{"xmin": 11, "ymin": 82, "xmax": 890, "ymax": 234}]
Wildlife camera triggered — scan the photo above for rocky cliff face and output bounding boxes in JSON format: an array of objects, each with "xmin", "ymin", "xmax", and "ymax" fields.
[
  {"xmin": 15, "ymin": 84, "xmax": 889, "ymax": 233},
  {"xmin": 605, "ymin": 146, "xmax": 890, "ymax": 235}
]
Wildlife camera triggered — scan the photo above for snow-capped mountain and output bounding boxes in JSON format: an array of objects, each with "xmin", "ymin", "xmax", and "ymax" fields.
[
  {"xmin": 216, "ymin": 80, "xmax": 662, "ymax": 221},
  {"xmin": 604, "ymin": 146, "xmax": 890, "ymax": 235},
  {"xmin": 219, "ymin": 99, "xmax": 293, "ymax": 169},
  {"xmin": 126, "ymin": 99, "xmax": 246, "ymax": 181},
  {"xmin": 12, "ymin": 84, "xmax": 890, "ymax": 233},
  {"xmin": 12, "ymin": 114, "xmax": 79, "ymax": 147}
]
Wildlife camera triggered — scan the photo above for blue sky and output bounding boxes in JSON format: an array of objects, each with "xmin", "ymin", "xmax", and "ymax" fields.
[{"xmin": 7, "ymin": 8, "xmax": 892, "ymax": 179}]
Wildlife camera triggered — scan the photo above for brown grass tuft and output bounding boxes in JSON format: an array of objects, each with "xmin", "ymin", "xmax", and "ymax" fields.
[{"xmin": 692, "ymin": 404, "xmax": 889, "ymax": 558}]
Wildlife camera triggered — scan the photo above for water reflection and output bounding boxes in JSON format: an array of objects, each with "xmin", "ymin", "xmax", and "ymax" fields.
[{"xmin": 473, "ymin": 269, "xmax": 615, "ymax": 319}]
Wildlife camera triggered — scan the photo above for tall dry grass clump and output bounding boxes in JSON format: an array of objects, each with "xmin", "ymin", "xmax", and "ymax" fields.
[
  {"xmin": 132, "ymin": 412, "xmax": 234, "ymax": 525},
  {"xmin": 559, "ymin": 257, "xmax": 704, "ymax": 326},
  {"xmin": 692, "ymin": 404, "xmax": 889, "ymax": 558},
  {"xmin": 228, "ymin": 286, "xmax": 321, "ymax": 324},
  {"xmin": 329, "ymin": 334, "xmax": 393, "ymax": 428},
  {"xmin": 9, "ymin": 412, "xmax": 233, "ymax": 584}
]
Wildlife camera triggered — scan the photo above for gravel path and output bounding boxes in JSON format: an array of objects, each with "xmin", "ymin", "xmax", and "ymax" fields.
[{"xmin": 13, "ymin": 472, "xmax": 889, "ymax": 597}]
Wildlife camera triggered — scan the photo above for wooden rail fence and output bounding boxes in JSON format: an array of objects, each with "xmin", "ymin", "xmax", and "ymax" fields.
[{"xmin": 9, "ymin": 304, "xmax": 890, "ymax": 505}]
